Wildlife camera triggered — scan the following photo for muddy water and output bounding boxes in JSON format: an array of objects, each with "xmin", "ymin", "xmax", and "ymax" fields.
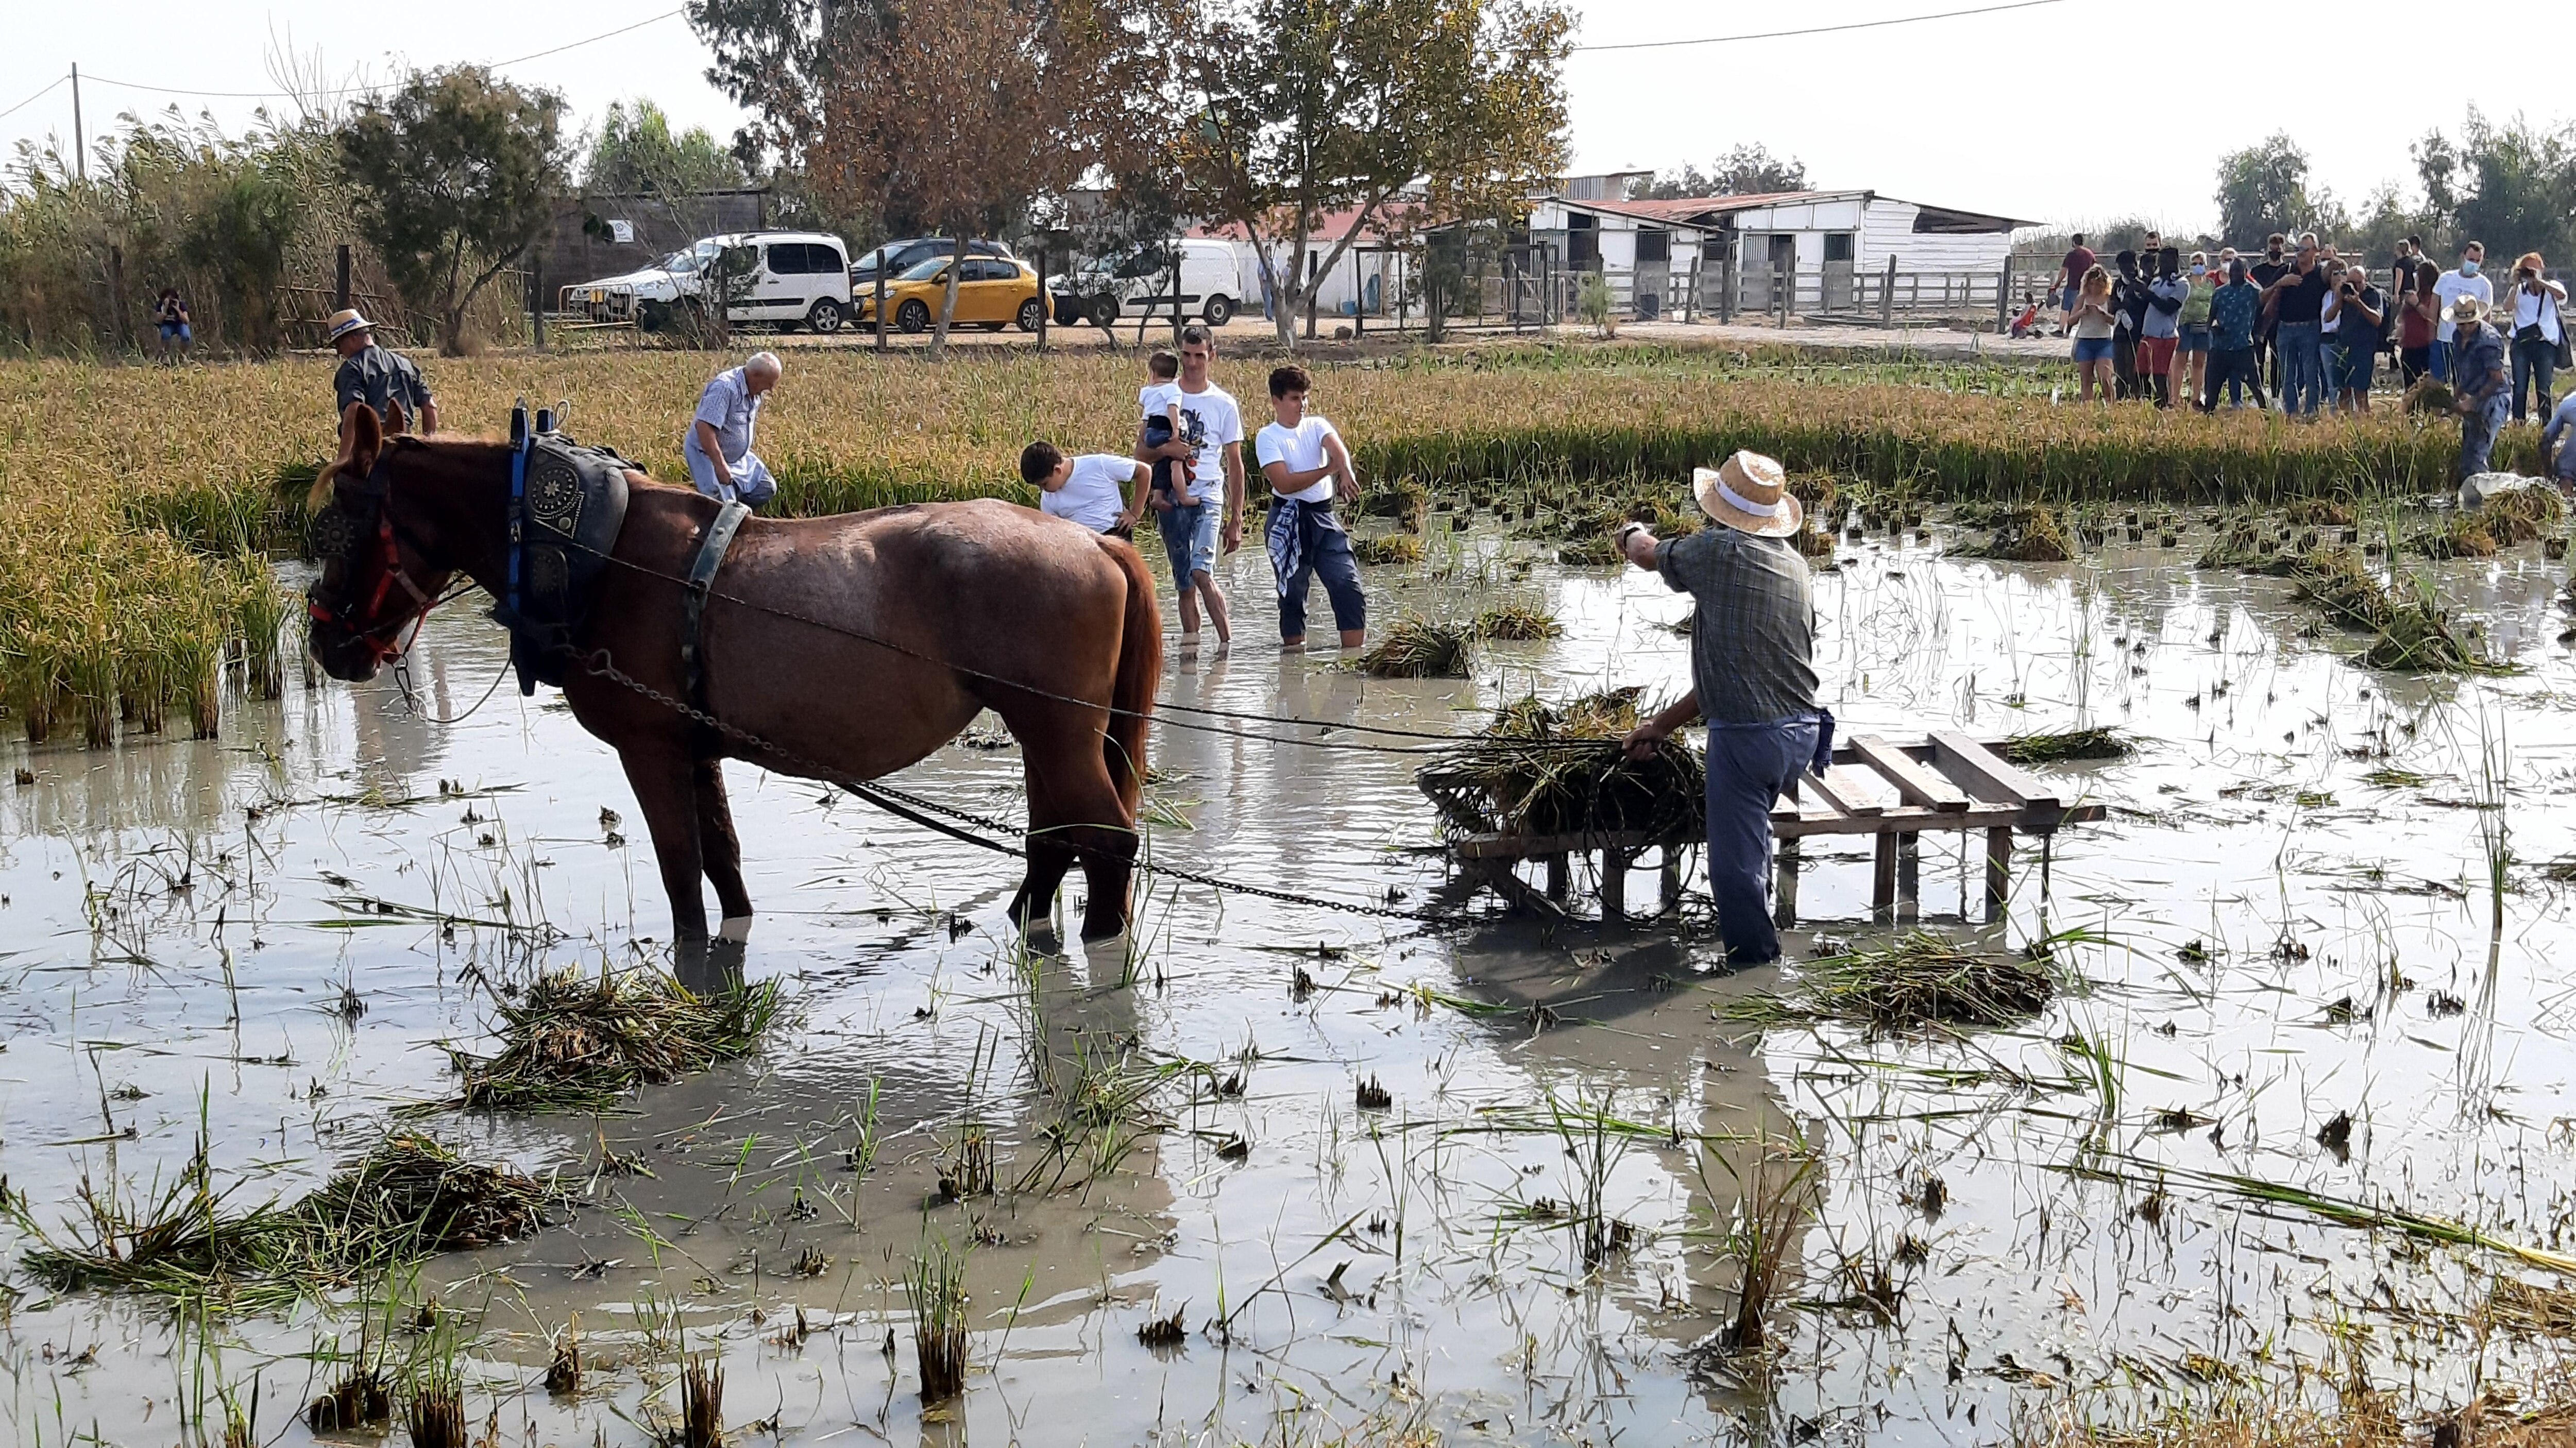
[{"xmin": 4, "ymin": 514, "xmax": 2575, "ymax": 1446}]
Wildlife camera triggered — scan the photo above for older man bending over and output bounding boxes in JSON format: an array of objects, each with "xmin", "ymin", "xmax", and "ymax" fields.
[
  {"xmin": 1616, "ymin": 451, "xmax": 1828, "ymax": 966},
  {"xmin": 685, "ymin": 352, "xmax": 782, "ymax": 509}
]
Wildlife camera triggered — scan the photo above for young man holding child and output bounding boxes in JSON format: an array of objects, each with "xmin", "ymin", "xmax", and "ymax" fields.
[
  {"xmin": 1137, "ymin": 324, "xmax": 1243, "ymax": 648},
  {"xmin": 1252, "ymin": 365, "xmax": 1366, "ymax": 649}
]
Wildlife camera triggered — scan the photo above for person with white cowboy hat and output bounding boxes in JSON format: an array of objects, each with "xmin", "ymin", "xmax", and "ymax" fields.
[
  {"xmin": 1614, "ymin": 450, "xmax": 1826, "ymax": 966},
  {"xmin": 2447, "ymin": 293, "xmax": 2511, "ymax": 482},
  {"xmin": 325, "ymin": 308, "xmax": 438, "ymax": 435}
]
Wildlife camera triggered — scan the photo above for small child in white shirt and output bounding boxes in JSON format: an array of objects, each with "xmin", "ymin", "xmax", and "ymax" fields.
[{"xmin": 1138, "ymin": 349, "xmax": 1194, "ymax": 513}]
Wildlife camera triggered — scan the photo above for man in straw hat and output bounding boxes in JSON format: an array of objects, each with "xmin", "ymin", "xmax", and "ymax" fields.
[
  {"xmin": 1616, "ymin": 450, "xmax": 1826, "ymax": 966},
  {"xmin": 2448, "ymin": 294, "xmax": 2510, "ymax": 481},
  {"xmin": 325, "ymin": 309, "xmax": 438, "ymax": 435}
]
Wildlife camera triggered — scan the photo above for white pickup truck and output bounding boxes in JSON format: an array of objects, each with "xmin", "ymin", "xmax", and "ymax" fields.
[{"xmin": 564, "ymin": 232, "xmax": 855, "ymax": 333}]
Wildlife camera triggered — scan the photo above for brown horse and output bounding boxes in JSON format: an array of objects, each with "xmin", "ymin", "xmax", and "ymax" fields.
[{"xmin": 304, "ymin": 403, "xmax": 1160, "ymax": 942}]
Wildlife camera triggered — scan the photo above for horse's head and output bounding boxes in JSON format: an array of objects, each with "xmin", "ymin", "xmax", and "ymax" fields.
[{"xmin": 303, "ymin": 403, "xmax": 462, "ymax": 683}]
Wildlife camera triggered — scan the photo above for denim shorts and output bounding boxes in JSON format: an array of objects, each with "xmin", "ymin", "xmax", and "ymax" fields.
[
  {"xmin": 2178, "ymin": 324, "xmax": 2212, "ymax": 353},
  {"xmin": 1157, "ymin": 498, "xmax": 1218, "ymax": 580},
  {"xmin": 2072, "ymin": 336, "xmax": 2114, "ymax": 363}
]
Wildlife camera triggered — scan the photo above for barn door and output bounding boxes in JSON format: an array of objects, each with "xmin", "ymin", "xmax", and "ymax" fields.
[{"xmin": 1822, "ymin": 232, "xmax": 1857, "ymax": 312}]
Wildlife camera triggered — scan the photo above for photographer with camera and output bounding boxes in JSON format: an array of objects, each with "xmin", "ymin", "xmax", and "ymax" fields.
[
  {"xmin": 2507, "ymin": 252, "xmax": 2568, "ymax": 423},
  {"xmin": 2326, "ymin": 264, "xmax": 2385, "ymax": 414}
]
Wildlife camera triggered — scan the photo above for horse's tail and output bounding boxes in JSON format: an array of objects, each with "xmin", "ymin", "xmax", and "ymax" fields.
[{"xmin": 1100, "ymin": 535, "xmax": 1161, "ymax": 817}]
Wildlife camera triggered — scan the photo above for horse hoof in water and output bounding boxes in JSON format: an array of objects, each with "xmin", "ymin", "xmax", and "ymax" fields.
[{"xmin": 717, "ymin": 915, "xmax": 753, "ymax": 944}]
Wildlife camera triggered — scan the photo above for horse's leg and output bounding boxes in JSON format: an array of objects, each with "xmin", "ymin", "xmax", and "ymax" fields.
[
  {"xmin": 1008, "ymin": 759, "xmax": 1076, "ymax": 935},
  {"xmin": 619, "ymin": 744, "xmax": 708, "ymax": 939},
  {"xmin": 693, "ymin": 757, "xmax": 755, "ymax": 941},
  {"xmin": 1017, "ymin": 723, "xmax": 1139, "ymax": 942}
]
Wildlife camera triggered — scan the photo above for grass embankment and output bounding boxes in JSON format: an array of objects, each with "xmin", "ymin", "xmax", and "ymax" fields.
[{"xmin": 1, "ymin": 343, "xmax": 2548, "ymax": 749}]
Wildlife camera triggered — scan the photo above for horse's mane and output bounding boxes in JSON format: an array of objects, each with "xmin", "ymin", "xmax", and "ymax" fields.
[{"xmin": 302, "ymin": 433, "xmax": 509, "ymax": 514}]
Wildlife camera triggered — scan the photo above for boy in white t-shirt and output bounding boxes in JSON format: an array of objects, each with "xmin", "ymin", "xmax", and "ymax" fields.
[
  {"xmin": 1252, "ymin": 364, "xmax": 1365, "ymax": 649},
  {"xmin": 1019, "ymin": 440, "xmax": 1148, "ymax": 536},
  {"xmin": 1137, "ymin": 350, "xmax": 1194, "ymax": 514}
]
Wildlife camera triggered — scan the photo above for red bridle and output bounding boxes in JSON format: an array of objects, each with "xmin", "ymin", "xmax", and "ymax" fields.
[{"xmin": 307, "ymin": 458, "xmax": 443, "ymax": 669}]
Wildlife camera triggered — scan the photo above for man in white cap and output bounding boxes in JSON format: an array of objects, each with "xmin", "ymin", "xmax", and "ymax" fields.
[
  {"xmin": 1613, "ymin": 451, "xmax": 1823, "ymax": 966},
  {"xmin": 684, "ymin": 352, "xmax": 782, "ymax": 510},
  {"xmin": 326, "ymin": 308, "xmax": 437, "ymax": 434}
]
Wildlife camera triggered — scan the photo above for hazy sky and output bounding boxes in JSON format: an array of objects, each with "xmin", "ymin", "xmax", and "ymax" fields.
[{"xmin": 6, "ymin": 0, "xmax": 2569, "ymax": 234}]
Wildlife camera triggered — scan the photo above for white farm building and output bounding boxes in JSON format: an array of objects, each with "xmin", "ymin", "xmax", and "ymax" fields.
[{"xmin": 1513, "ymin": 189, "xmax": 2036, "ymax": 322}]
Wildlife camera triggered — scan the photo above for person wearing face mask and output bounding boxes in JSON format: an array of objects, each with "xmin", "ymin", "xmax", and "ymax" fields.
[
  {"xmin": 2506, "ymin": 252, "xmax": 2567, "ymax": 423},
  {"xmin": 2176, "ymin": 251, "xmax": 2217, "ymax": 406},
  {"xmin": 2431, "ymin": 242, "xmax": 2492, "ymax": 383}
]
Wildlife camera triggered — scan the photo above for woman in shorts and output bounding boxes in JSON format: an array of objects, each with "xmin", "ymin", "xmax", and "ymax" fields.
[{"xmin": 2068, "ymin": 265, "xmax": 2117, "ymax": 403}]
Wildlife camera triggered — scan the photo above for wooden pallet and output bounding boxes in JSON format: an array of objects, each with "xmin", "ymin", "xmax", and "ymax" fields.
[{"xmin": 1448, "ymin": 731, "xmax": 2104, "ymax": 925}]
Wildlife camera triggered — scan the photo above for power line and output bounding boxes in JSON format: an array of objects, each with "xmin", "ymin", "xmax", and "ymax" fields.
[
  {"xmin": 0, "ymin": 75, "xmax": 66, "ymax": 123},
  {"xmin": 1569, "ymin": 0, "xmax": 2066, "ymax": 53},
  {"xmin": 72, "ymin": 7, "xmax": 685, "ymax": 102}
]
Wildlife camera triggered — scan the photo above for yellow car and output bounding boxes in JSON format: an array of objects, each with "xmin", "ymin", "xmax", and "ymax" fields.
[{"xmin": 855, "ymin": 255, "xmax": 1044, "ymax": 333}]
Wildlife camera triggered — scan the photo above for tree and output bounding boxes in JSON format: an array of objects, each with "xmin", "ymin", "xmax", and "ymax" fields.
[
  {"xmin": 1179, "ymin": 0, "xmax": 1571, "ymax": 349},
  {"xmin": 813, "ymin": 0, "xmax": 1172, "ymax": 357},
  {"xmin": 2415, "ymin": 108, "xmax": 2576, "ymax": 262},
  {"xmin": 687, "ymin": 0, "xmax": 889, "ymax": 174},
  {"xmin": 2212, "ymin": 134, "xmax": 2317, "ymax": 245},
  {"xmin": 584, "ymin": 100, "xmax": 750, "ymax": 194},
  {"xmin": 1630, "ymin": 144, "xmax": 1807, "ymax": 200},
  {"xmin": 339, "ymin": 66, "xmax": 570, "ymax": 355}
]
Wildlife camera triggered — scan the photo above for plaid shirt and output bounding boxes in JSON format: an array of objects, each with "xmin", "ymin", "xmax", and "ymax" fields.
[{"xmin": 1656, "ymin": 527, "xmax": 1817, "ymax": 725}]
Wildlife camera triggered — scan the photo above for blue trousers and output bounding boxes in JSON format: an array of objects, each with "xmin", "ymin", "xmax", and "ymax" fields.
[
  {"xmin": 2460, "ymin": 396, "xmax": 2509, "ymax": 480},
  {"xmin": 2512, "ymin": 338, "xmax": 2558, "ymax": 422},
  {"xmin": 2430, "ymin": 337, "xmax": 2453, "ymax": 382},
  {"xmin": 1704, "ymin": 716, "xmax": 1822, "ymax": 965},
  {"xmin": 2276, "ymin": 322, "xmax": 2324, "ymax": 414},
  {"xmin": 1269, "ymin": 502, "xmax": 1365, "ymax": 640}
]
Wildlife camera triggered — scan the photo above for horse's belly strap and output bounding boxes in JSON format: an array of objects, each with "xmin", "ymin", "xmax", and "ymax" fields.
[{"xmin": 681, "ymin": 499, "xmax": 751, "ymax": 703}]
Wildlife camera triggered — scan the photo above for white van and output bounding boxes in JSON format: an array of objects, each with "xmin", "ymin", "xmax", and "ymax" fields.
[
  {"xmin": 1053, "ymin": 238, "xmax": 1246, "ymax": 327},
  {"xmin": 566, "ymin": 231, "xmax": 855, "ymax": 333}
]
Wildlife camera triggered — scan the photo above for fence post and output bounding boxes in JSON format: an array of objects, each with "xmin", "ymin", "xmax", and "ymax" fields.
[
  {"xmin": 874, "ymin": 264, "xmax": 887, "ymax": 354},
  {"xmin": 1996, "ymin": 260, "xmax": 2013, "ymax": 332},
  {"xmin": 335, "ymin": 245, "xmax": 352, "ymax": 312},
  {"xmin": 1880, "ymin": 254, "xmax": 1896, "ymax": 328},
  {"xmin": 1036, "ymin": 247, "xmax": 1048, "ymax": 353},
  {"xmin": 1169, "ymin": 246, "xmax": 1183, "ymax": 347},
  {"xmin": 1304, "ymin": 251, "xmax": 1319, "ymax": 340},
  {"xmin": 1721, "ymin": 251, "xmax": 1736, "ymax": 324},
  {"xmin": 530, "ymin": 258, "xmax": 546, "ymax": 350}
]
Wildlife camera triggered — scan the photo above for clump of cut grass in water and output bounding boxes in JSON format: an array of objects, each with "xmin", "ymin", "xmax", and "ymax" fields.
[
  {"xmin": 679, "ymin": 1354, "xmax": 722, "ymax": 1448},
  {"xmin": 2475, "ymin": 482, "xmax": 2563, "ymax": 546},
  {"xmin": 307, "ymin": 1336, "xmax": 392, "ymax": 1432},
  {"xmin": 545, "ymin": 1316, "xmax": 582, "ymax": 1394},
  {"xmin": 1556, "ymin": 532, "xmax": 1624, "ymax": 567},
  {"xmin": 1999, "ymin": 728, "xmax": 2134, "ymax": 764},
  {"xmin": 16, "ymin": 1130, "xmax": 554, "ymax": 1301},
  {"xmin": 2362, "ymin": 577, "xmax": 2504, "ymax": 673},
  {"xmin": 1723, "ymin": 931, "xmax": 2055, "ymax": 1032},
  {"xmin": 1964, "ymin": 505, "xmax": 2072, "ymax": 563},
  {"xmin": 910, "ymin": 1241, "xmax": 970, "ymax": 1403},
  {"xmin": 1416, "ymin": 687, "xmax": 1705, "ymax": 843},
  {"xmin": 437, "ymin": 964, "xmax": 784, "ymax": 1113},
  {"xmin": 1705, "ymin": 1133, "xmax": 1820, "ymax": 1355},
  {"xmin": 404, "ymin": 1369, "xmax": 466, "ymax": 1448},
  {"xmin": 2290, "ymin": 546, "xmax": 2394, "ymax": 630},
  {"xmin": 1352, "ymin": 533, "xmax": 1424, "ymax": 567},
  {"xmin": 1471, "ymin": 603, "xmax": 1560, "ymax": 641},
  {"xmin": 1353, "ymin": 617, "xmax": 1472, "ymax": 678}
]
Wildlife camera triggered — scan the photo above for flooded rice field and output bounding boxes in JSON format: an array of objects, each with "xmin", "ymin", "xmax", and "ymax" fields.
[{"xmin": 5, "ymin": 508, "xmax": 2576, "ymax": 1447}]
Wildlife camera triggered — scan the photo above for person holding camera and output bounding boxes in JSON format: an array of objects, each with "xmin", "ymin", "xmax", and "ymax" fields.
[
  {"xmin": 2325, "ymin": 265, "xmax": 2385, "ymax": 414},
  {"xmin": 2397, "ymin": 261, "xmax": 2441, "ymax": 386},
  {"xmin": 2507, "ymin": 252, "xmax": 2568, "ymax": 423}
]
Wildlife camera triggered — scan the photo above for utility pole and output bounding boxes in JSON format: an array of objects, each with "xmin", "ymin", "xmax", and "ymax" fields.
[{"xmin": 70, "ymin": 64, "xmax": 86, "ymax": 182}]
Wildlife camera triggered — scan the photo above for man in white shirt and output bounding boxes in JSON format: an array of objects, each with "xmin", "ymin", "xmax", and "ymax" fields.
[
  {"xmin": 2430, "ymin": 242, "xmax": 2492, "ymax": 384},
  {"xmin": 683, "ymin": 352, "xmax": 782, "ymax": 509},
  {"xmin": 1136, "ymin": 323, "xmax": 1244, "ymax": 646},
  {"xmin": 1019, "ymin": 441, "xmax": 1149, "ymax": 536},
  {"xmin": 1252, "ymin": 364, "xmax": 1365, "ymax": 649}
]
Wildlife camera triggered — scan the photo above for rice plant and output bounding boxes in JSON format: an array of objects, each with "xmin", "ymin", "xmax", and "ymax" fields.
[
  {"xmin": 1416, "ymin": 688, "xmax": 1703, "ymax": 843},
  {"xmin": 1353, "ymin": 617, "xmax": 1472, "ymax": 678},
  {"xmin": 434, "ymin": 962, "xmax": 786, "ymax": 1113},
  {"xmin": 1722, "ymin": 931, "xmax": 2058, "ymax": 1032},
  {"xmin": 910, "ymin": 1239, "xmax": 971, "ymax": 1402}
]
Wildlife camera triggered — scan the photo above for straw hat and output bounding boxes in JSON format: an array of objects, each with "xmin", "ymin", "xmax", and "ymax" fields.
[
  {"xmin": 1692, "ymin": 451, "xmax": 1803, "ymax": 538},
  {"xmin": 324, "ymin": 308, "xmax": 375, "ymax": 345},
  {"xmin": 2448, "ymin": 294, "xmax": 2487, "ymax": 325}
]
